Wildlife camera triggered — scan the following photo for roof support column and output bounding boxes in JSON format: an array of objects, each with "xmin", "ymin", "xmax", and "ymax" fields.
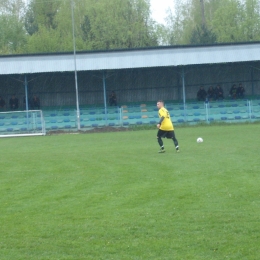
[
  {"xmin": 24, "ymin": 75, "xmax": 30, "ymax": 128},
  {"xmin": 24, "ymin": 75, "xmax": 29, "ymax": 111},
  {"xmin": 103, "ymin": 71, "xmax": 108, "ymax": 124},
  {"xmin": 181, "ymin": 67, "xmax": 187, "ymax": 121},
  {"xmin": 251, "ymin": 66, "xmax": 254, "ymax": 95}
]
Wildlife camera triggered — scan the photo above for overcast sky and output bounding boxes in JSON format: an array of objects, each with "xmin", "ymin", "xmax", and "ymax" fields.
[{"xmin": 150, "ymin": 0, "xmax": 175, "ymax": 25}]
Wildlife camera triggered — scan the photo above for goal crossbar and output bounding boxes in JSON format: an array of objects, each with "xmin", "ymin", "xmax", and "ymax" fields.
[{"xmin": 0, "ymin": 110, "xmax": 46, "ymax": 138}]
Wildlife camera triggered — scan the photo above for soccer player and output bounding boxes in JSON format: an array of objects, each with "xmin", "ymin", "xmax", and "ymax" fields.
[{"xmin": 156, "ymin": 100, "xmax": 179, "ymax": 153}]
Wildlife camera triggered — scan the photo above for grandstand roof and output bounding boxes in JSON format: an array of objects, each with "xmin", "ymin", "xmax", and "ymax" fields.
[{"xmin": 0, "ymin": 42, "xmax": 260, "ymax": 75}]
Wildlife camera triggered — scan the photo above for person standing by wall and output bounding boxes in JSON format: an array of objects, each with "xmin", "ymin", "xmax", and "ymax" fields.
[
  {"xmin": 9, "ymin": 95, "xmax": 19, "ymax": 110},
  {"xmin": 109, "ymin": 91, "xmax": 117, "ymax": 106}
]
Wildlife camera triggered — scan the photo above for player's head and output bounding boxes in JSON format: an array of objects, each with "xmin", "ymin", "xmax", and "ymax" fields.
[{"xmin": 157, "ymin": 100, "xmax": 164, "ymax": 109}]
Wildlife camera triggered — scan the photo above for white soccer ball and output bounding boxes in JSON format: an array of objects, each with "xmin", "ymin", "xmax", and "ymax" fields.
[{"xmin": 197, "ymin": 137, "xmax": 203, "ymax": 143}]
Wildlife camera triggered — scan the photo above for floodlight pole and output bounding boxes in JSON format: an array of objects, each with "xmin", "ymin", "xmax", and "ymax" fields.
[
  {"xmin": 251, "ymin": 67, "xmax": 254, "ymax": 95},
  {"xmin": 181, "ymin": 67, "xmax": 187, "ymax": 121},
  {"xmin": 24, "ymin": 75, "xmax": 30, "ymax": 128},
  {"xmin": 71, "ymin": 0, "xmax": 80, "ymax": 130},
  {"xmin": 181, "ymin": 67, "xmax": 186, "ymax": 106},
  {"xmin": 103, "ymin": 71, "xmax": 108, "ymax": 123},
  {"xmin": 24, "ymin": 75, "xmax": 29, "ymax": 111}
]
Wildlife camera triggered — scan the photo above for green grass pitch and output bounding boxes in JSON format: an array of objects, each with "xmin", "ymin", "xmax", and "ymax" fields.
[{"xmin": 0, "ymin": 124, "xmax": 260, "ymax": 260}]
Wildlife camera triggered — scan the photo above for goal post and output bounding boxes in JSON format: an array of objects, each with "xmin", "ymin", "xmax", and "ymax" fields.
[{"xmin": 0, "ymin": 110, "xmax": 46, "ymax": 138}]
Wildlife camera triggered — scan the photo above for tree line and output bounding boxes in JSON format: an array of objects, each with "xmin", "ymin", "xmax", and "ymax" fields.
[{"xmin": 1, "ymin": 0, "xmax": 260, "ymax": 55}]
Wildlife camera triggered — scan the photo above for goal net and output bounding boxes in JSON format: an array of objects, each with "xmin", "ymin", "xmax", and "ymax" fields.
[{"xmin": 0, "ymin": 110, "xmax": 46, "ymax": 137}]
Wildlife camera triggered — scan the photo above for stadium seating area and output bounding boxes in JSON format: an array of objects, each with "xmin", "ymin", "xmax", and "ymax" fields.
[
  {"xmin": 120, "ymin": 99, "xmax": 260, "ymax": 125},
  {"xmin": 43, "ymin": 107, "xmax": 122, "ymax": 130},
  {"xmin": 0, "ymin": 98, "xmax": 260, "ymax": 135}
]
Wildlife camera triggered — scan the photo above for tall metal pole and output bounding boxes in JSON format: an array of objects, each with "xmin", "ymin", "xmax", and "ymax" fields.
[
  {"xmin": 200, "ymin": 0, "xmax": 206, "ymax": 28},
  {"xmin": 24, "ymin": 75, "xmax": 30, "ymax": 128},
  {"xmin": 182, "ymin": 68, "xmax": 186, "ymax": 105},
  {"xmin": 182, "ymin": 67, "xmax": 186, "ymax": 121},
  {"xmin": 251, "ymin": 66, "xmax": 254, "ymax": 96},
  {"xmin": 102, "ymin": 71, "xmax": 108, "ymax": 123},
  {"xmin": 71, "ymin": 0, "xmax": 80, "ymax": 130},
  {"xmin": 24, "ymin": 75, "xmax": 29, "ymax": 111}
]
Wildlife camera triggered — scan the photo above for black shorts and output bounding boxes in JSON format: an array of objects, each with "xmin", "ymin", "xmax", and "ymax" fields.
[{"xmin": 157, "ymin": 129, "xmax": 175, "ymax": 139}]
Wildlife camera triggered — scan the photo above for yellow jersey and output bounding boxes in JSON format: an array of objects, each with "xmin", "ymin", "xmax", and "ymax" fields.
[{"xmin": 158, "ymin": 107, "xmax": 174, "ymax": 131}]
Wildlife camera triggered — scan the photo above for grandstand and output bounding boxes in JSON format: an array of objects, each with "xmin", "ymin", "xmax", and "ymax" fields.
[
  {"xmin": 41, "ymin": 98, "xmax": 260, "ymax": 130},
  {"xmin": 1, "ymin": 98, "xmax": 259, "ymax": 135},
  {"xmin": 0, "ymin": 42, "xmax": 260, "ymax": 134}
]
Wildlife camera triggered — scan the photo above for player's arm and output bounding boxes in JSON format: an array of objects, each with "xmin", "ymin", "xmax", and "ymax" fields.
[
  {"xmin": 157, "ymin": 116, "xmax": 165, "ymax": 128},
  {"xmin": 158, "ymin": 116, "xmax": 165, "ymax": 124}
]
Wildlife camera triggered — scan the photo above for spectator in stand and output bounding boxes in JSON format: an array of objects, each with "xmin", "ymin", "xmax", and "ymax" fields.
[
  {"xmin": 229, "ymin": 84, "xmax": 237, "ymax": 99},
  {"xmin": 0, "ymin": 96, "xmax": 6, "ymax": 110},
  {"xmin": 31, "ymin": 95, "xmax": 40, "ymax": 109},
  {"xmin": 197, "ymin": 86, "xmax": 207, "ymax": 101},
  {"xmin": 207, "ymin": 86, "xmax": 215, "ymax": 101},
  {"xmin": 109, "ymin": 91, "xmax": 117, "ymax": 106},
  {"xmin": 237, "ymin": 83, "xmax": 245, "ymax": 99},
  {"xmin": 9, "ymin": 95, "xmax": 19, "ymax": 110},
  {"xmin": 215, "ymin": 85, "xmax": 224, "ymax": 100}
]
